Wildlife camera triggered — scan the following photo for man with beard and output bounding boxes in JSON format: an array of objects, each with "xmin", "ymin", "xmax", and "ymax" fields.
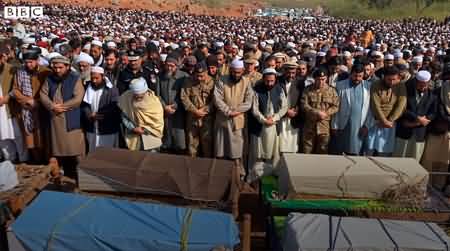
[
  {"xmin": 181, "ymin": 56, "xmax": 197, "ymax": 76},
  {"xmin": 331, "ymin": 64, "xmax": 373, "ymax": 155},
  {"xmin": 180, "ymin": 63, "xmax": 215, "ymax": 158},
  {"xmin": 11, "ymin": 49, "xmax": 51, "ymax": 164},
  {"xmin": 214, "ymin": 59, "xmax": 254, "ymax": 178},
  {"xmin": 156, "ymin": 57, "xmax": 189, "ymax": 154},
  {"xmin": 81, "ymin": 66, "xmax": 121, "ymax": 153},
  {"xmin": 397, "ymin": 63, "xmax": 412, "ymax": 84},
  {"xmin": 278, "ymin": 61, "xmax": 305, "ymax": 154},
  {"xmin": 103, "ymin": 49, "xmax": 120, "ymax": 87},
  {"xmin": 421, "ymin": 64, "xmax": 450, "ymax": 190},
  {"xmin": 75, "ymin": 52, "xmax": 94, "ymax": 86},
  {"xmin": 393, "ymin": 70, "xmax": 437, "ymax": 160},
  {"xmin": 297, "ymin": 61, "xmax": 314, "ymax": 87},
  {"xmin": 375, "ymin": 54, "xmax": 395, "ymax": 79},
  {"xmin": 40, "ymin": 56, "xmax": 85, "ymax": 181},
  {"xmin": 367, "ymin": 66, "xmax": 407, "ymax": 156},
  {"xmin": 90, "ymin": 40, "xmax": 104, "ymax": 67},
  {"xmin": 247, "ymin": 68, "xmax": 287, "ymax": 182},
  {"xmin": 118, "ymin": 77, "xmax": 164, "ymax": 151},
  {"xmin": 363, "ymin": 61, "xmax": 378, "ymax": 83},
  {"xmin": 117, "ymin": 50, "xmax": 154, "ymax": 95},
  {"xmin": 216, "ymin": 51, "xmax": 229, "ymax": 77}
]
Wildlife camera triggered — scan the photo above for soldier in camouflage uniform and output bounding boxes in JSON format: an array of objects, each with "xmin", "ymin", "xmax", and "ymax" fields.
[
  {"xmin": 180, "ymin": 63, "xmax": 215, "ymax": 158},
  {"xmin": 301, "ymin": 67, "xmax": 340, "ymax": 154},
  {"xmin": 244, "ymin": 56, "xmax": 262, "ymax": 86}
]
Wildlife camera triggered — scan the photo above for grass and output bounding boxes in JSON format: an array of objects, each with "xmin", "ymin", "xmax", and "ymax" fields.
[{"xmin": 264, "ymin": 0, "xmax": 450, "ymax": 20}]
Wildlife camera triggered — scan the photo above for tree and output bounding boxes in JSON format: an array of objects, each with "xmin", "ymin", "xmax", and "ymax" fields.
[
  {"xmin": 363, "ymin": 0, "xmax": 448, "ymax": 15},
  {"xmin": 415, "ymin": 0, "xmax": 448, "ymax": 16}
]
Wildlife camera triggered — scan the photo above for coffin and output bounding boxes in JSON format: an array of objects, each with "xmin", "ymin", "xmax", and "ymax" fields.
[
  {"xmin": 283, "ymin": 213, "xmax": 450, "ymax": 251},
  {"xmin": 280, "ymin": 154, "xmax": 429, "ymax": 200}
]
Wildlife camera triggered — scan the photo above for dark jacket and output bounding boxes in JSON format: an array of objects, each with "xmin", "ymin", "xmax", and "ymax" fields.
[
  {"xmin": 396, "ymin": 78, "xmax": 437, "ymax": 141},
  {"xmin": 249, "ymin": 81, "xmax": 284, "ymax": 136},
  {"xmin": 116, "ymin": 65, "xmax": 156, "ymax": 95},
  {"xmin": 428, "ymin": 86, "xmax": 450, "ymax": 135},
  {"xmin": 278, "ymin": 76, "xmax": 307, "ymax": 129},
  {"xmin": 47, "ymin": 71, "xmax": 81, "ymax": 131},
  {"xmin": 81, "ymin": 83, "xmax": 121, "ymax": 135}
]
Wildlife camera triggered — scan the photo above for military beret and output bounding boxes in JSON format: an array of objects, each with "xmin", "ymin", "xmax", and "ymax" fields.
[
  {"xmin": 127, "ymin": 50, "xmax": 141, "ymax": 61},
  {"xmin": 312, "ymin": 67, "xmax": 329, "ymax": 78}
]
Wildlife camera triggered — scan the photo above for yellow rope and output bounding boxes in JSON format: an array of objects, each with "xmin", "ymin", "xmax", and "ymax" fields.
[
  {"xmin": 45, "ymin": 197, "xmax": 96, "ymax": 251},
  {"xmin": 180, "ymin": 208, "xmax": 194, "ymax": 251}
]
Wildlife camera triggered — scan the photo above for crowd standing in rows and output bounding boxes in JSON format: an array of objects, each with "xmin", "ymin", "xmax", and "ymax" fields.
[{"xmin": 1, "ymin": 3, "xmax": 450, "ymax": 191}]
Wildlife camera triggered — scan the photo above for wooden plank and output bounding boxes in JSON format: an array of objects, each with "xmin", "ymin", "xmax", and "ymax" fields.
[{"xmin": 0, "ymin": 164, "xmax": 51, "ymax": 216}]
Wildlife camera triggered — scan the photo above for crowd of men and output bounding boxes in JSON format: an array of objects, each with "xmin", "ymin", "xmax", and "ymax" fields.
[{"xmin": 0, "ymin": 2, "xmax": 450, "ymax": 190}]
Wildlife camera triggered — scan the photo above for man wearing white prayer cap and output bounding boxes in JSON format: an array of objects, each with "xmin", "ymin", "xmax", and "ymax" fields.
[
  {"xmin": 81, "ymin": 66, "xmax": 120, "ymax": 153},
  {"xmin": 411, "ymin": 56, "xmax": 423, "ymax": 75},
  {"xmin": 393, "ymin": 70, "xmax": 436, "ymax": 161},
  {"xmin": 384, "ymin": 54, "xmax": 395, "ymax": 68},
  {"xmin": 106, "ymin": 41, "xmax": 117, "ymax": 49},
  {"xmin": 214, "ymin": 57, "xmax": 254, "ymax": 179},
  {"xmin": 75, "ymin": 52, "xmax": 94, "ymax": 85},
  {"xmin": 247, "ymin": 66, "xmax": 287, "ymax": 182},
  {"xmin": 118, "ymin": 77, "xmax": 164, "ymax": 151},
  {"xmin": 90, "ymin": 40, "xmax": 104, "ymax": 67}
]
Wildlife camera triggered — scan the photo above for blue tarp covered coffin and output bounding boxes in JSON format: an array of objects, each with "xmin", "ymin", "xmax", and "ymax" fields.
[{"xmin": 10, "ymin": 191, "xmax": 240, "ymax": 251}]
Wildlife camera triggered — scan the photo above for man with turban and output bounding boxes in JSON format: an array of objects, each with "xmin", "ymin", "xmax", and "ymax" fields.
[{"xmin": 118, "ymin": 77, "xmax": 164, "ymax": 151}]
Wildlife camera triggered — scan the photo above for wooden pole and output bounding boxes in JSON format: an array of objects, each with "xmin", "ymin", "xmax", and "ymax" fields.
[{"xmin": 241, "ymin": 214, "xmax": 251, "ymax": 251}]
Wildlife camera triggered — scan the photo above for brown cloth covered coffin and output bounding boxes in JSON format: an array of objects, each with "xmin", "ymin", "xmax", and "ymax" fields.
[{"xmin": 77, "ymin": 147, "xmax": 237, "ymax": 202}]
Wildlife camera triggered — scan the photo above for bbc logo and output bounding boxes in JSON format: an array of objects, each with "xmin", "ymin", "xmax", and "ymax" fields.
[{"xmin": 3, "ymin": 6, "xmax": 44, "ymax": 19}]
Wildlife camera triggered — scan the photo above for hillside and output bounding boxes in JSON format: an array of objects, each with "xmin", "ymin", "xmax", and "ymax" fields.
[{"xmin": 5, "ymin": 0, "xmax": 450, "ymax": 19}]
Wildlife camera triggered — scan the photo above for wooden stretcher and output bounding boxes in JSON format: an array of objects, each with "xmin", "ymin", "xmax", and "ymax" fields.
[
  {"xmin": 0, "ymin": 160, "xmax": 59, "ymax": 251},
  {"xmin": 260, "ymin": 175, "xmax": 450, "ymax": 250},
  {"xmin": 77, "ymin": 165, "xmax": 250, "ymax": 251},
  {"xmin": 0, "ymin": 161, "xmax": 58, "ymax": 222}
]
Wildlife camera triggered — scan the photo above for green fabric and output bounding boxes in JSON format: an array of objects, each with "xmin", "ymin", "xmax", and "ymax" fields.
[
  {"xmin": 273, "ymin": 216, "xmax": 286, "ymax": 241},
  {"xmin": 261, "ymin": 176, "xmax": 422, "ymax": 213}
]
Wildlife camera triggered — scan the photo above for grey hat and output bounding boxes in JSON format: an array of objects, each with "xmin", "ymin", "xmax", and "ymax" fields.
[{"xmin": 51, "ymin": 56, "xmax": 71, "ymax": 65}]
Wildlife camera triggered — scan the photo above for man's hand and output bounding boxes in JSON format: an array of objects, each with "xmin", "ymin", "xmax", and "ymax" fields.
[
  {"xmin": 378, "ymin": 120, "xmax": 393, "ymax": 128},
  {"xmin": 287, "ymin": 108, "xmax": 297, "ymax": 118},
  {"xmin": 229, "ymin": 111, "xmax": 241, "ymax": 117},
  {"xmin": 52, "ymin": 103, "xmax": 68, "ymax": 114},
  {"xmin": 417, "ymin": 116, "xmax": 431, "ymax": 126},
  {"xmin": 24, "ymin": 99, "xmax": 35, "ymax": 110},
  {"xmin": 265, "ymin": 116, "xmax": 274, "ymax": 126},
  {"xmin": 358, "ymin": 126, "xmax": 369, "ymax": 138},
  {"xmin": 317, "ymin": 111, "xmax": 328, "ymax": 120},
  {"xmin": 89, "ymin": 112, "xmax": 97, "ymax": 122},
  {"xmin": 0, "ymin": 96, "xmax": 5, "ymax": 106},
  {"xmin": 95, "ymin": 113, "xmax": 104, "ymax": 120},
  {"xmin": 330, "ymin": 129, "xmax": 339, "ymax": 135},
  {"xmin": 384, "ymin": 120, "xmax": 394, "ymax": 128},
  {"xmin": 194, "ymin": 107, "xmax": 208, "ymax": 118},
  {"xmin": 164, "ymin": 105, "xmax": 176, "ymax": 115},
  {"xmin": 133, "ymin": 127, "xmax": 145, "ymax": 135}
]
